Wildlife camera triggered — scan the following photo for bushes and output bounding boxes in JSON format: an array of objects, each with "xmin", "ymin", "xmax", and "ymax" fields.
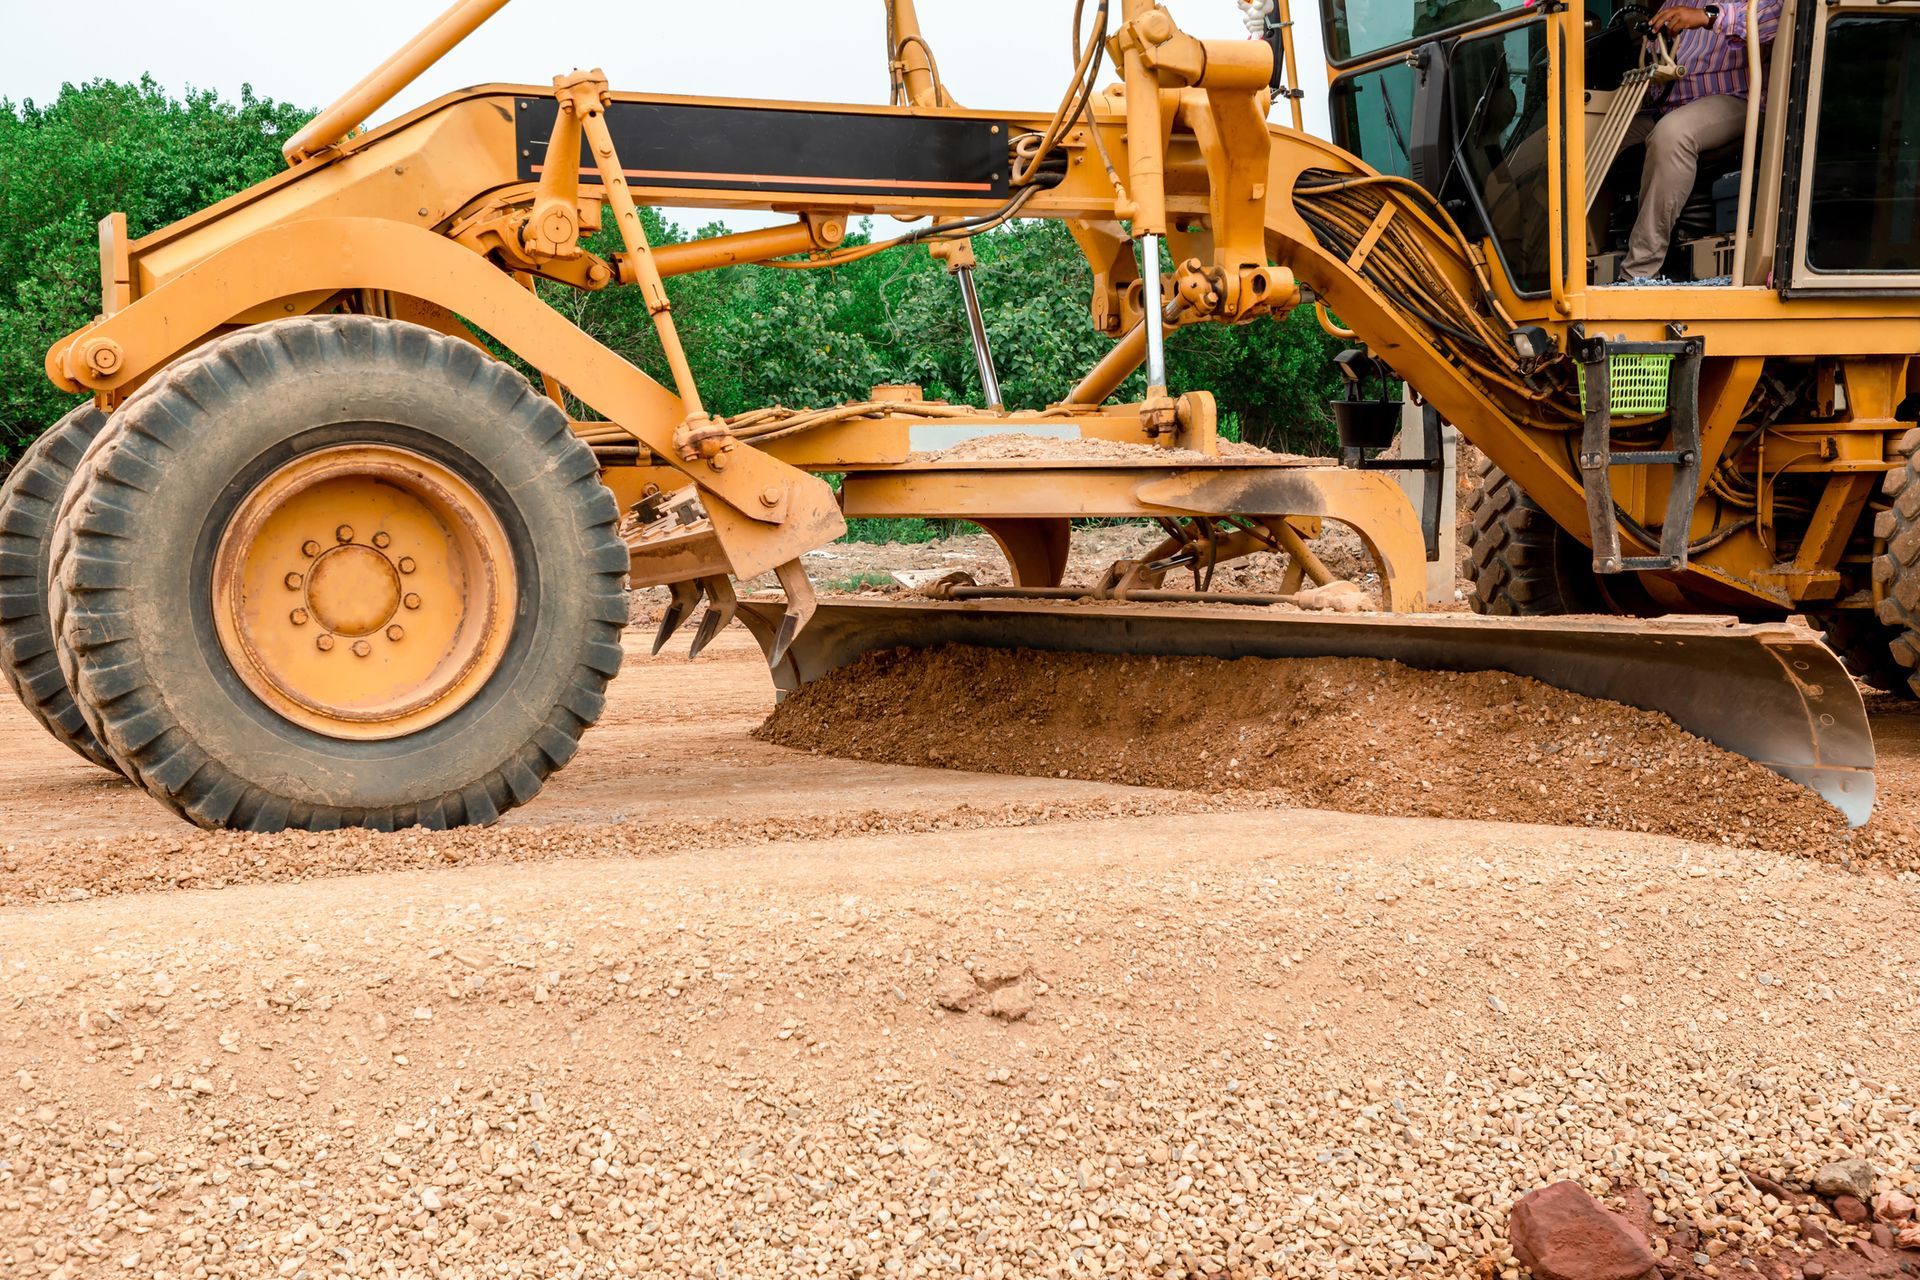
[{"xmin": 0, "ymin": 80, "xmax": 312, "ymax": 461}]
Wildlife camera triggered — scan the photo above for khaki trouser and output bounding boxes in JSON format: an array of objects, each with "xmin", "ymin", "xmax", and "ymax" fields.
[{"xmin": 1621, "ymin": 93, "xmax": 1748, "ymax": 278}]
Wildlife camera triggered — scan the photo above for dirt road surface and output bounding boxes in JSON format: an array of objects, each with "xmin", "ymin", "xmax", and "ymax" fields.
[{"xmin": 3, "ymin": 631, "xmax": 1918, "ymax": 1280}]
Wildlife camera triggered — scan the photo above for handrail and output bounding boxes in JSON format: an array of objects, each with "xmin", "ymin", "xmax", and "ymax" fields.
[
  {"xmin": 282, "ymin": 0, "xmax": 516, "ymax": 164},
  {"xmin": 1274, "ymin": 0, "xmax": 1306, "ymax": 131},
  {"xmin": 1730, "ymin": 0, "xmax": 1762, "ymax": 283}
]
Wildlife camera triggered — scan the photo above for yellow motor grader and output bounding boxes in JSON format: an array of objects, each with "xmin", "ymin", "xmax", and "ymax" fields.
[{"xmin": 0, "ymin": 0, "xmax": 1895, "ymax": 831}]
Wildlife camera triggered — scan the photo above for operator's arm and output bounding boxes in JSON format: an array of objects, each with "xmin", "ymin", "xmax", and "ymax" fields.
[
  {"xmin": 1647, "ymin": 0, "xmax": 1780, "ymax": 43},
  {"xmin": 1712, "ymin": 0, "xmax": 1782, "ymax": 43}
]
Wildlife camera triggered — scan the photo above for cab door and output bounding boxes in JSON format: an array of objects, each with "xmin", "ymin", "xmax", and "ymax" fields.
[{"xmin": 1778, "ymin": 0, "xmax": 1920, "ymax": 293}]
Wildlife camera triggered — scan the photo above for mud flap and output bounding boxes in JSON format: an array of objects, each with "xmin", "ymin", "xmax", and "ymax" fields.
[{"xmin": 735, "ymin": 599, "xmax": 1876, "ymax": 827}]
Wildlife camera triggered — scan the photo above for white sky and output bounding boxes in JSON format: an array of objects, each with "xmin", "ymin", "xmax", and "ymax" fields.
[{"xmin": 2, "ymin": 1, "xmax": 1333, "ymax": 230}]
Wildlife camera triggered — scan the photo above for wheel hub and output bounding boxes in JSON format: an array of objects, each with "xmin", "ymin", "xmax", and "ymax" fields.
[
  {"xmin": 212, "ymin": 444, "xmax": 516, "ymax": 740},
  {"xmin": 306, "ymin": 543, "xmax": 403, "ymax": 637}
]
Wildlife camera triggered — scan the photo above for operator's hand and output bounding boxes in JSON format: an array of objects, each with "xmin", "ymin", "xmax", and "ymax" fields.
[{"xmin": 1648, "ymin": 5, "xmax": 1712, "ymax": 34}]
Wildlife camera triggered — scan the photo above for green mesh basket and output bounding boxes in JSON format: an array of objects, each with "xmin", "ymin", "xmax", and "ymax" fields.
[{"xmin": 1578, "ymin": 353, "xmax": 1675, "ymax": 417}]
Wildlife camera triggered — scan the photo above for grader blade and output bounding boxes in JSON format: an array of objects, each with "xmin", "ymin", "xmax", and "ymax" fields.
[{"xmin": 734, "ymin": 599, "xmax": 1877, "ymax": 827}]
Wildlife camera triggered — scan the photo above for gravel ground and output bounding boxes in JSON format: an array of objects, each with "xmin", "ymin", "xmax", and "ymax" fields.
[
  {"xmin": 3, "ymin": 638, "xmax": 1918, "ymax": 1279},
  {"xmin": 3, "ymin": 812, "xmax": 1917, "ymax": 1280}
]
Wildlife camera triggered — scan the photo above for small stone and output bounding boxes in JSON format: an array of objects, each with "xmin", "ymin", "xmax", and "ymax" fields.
[
  {"xmin": 1814, "ymin": 1159, "xmax": 1876, "ymax": 1202},
  {"xmin": 932, "ymin": 970, "xmax": 976, "ymax": 1012},
  {"xmin": 1873, "ymin": 1190, "xmax": 1916, "ymax": 1223},
  {"xmin": 1834, "ymin": 1194, "xmax": 1870, "ymax": 1226},
  {"xmin": 1870, "ymin": 1224, "xmax": 1894, "ymax": 1249},
  {"xmin": 1509, "ymin": 1181, "xmax": 1658, "ymax": 1280},
  {"xmin": 420, "ymin": 1187, "xmax": 443, "ymax": 1212},
  {"xmin": 1802, "ymin": 1262, "xmax": 1827, "ymax": 1280},
  {"xmin": 986, "ymin": 982, "xmax": 1034, "ymax": 1022}
]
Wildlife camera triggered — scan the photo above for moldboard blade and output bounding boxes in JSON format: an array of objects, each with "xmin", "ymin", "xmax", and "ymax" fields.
[{"xmin": 735, "ymin": 598, "xmax": 1876, "ymax": 827}]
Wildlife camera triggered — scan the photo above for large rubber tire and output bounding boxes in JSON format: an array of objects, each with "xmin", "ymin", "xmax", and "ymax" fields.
[
  {"xmin": 49, "ymin": 317, "xmax": 629, "ymax": 831},
  {"xmin": 1869, "ymin": 424, "xmax": 1920, "ymax": 698},
  {"xmin": 0, "ymin": 403, "xmax": 123, "ymax": 772},
  {"xmin": 1462, "ymin": 456, "xmax": 1613, "ymax": 616},
  {"xmin": 1814, "ymin": 611, "xmax": 1917, "ymax": 698}
]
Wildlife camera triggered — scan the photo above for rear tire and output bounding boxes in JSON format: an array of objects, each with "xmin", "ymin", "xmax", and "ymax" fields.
[
  {"xmin": 1870, "ymin": 425, "xmax": 1920, "ymax": 698},
  {"xmin": 1814, "ymin": 611, "xmax": 1917, "ymax": 698},
  {"xmin": 0, "ymin": 404, "xmax": 122, "ymax": 772},
  {"xmin": 50, "ymin": 317, "xmax": 629, "ymax": 831},
  {"xmin": 1462, "ymin": 456, "xmax": 1610, "ymax": 615}
]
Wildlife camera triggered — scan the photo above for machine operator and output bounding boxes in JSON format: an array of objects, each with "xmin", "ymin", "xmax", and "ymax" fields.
[{"xmin": 1619, "ymin": 0, "xmax": 1780, "ymax": 280}]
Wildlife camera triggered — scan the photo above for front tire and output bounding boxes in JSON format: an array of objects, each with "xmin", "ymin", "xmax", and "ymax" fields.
[{"xmin": 51, "ymin": 317, "xmax": 628, "ymax": 831}]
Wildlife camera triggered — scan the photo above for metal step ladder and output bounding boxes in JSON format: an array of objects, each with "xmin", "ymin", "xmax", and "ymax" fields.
[{"xmin": 1574, "ymin": 332, "xmax": 1706, "ymax": 573}]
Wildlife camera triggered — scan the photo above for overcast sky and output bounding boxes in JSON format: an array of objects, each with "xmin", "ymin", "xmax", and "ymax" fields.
[{"xmin": 2, "ymin": 0, "xmax": 1333, "ymax": 229}]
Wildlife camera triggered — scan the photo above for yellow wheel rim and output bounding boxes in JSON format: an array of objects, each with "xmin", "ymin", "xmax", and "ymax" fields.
[{"xmin": 212, "ymin": 445, "xmax": 517, "ymax": 740}]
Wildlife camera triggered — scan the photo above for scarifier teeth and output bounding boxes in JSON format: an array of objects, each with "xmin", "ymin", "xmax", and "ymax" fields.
[
  {"xmin": 766, "ymin": 560, "xmax": 818, "ymax": 670},
  {"xmin": 768, "ymin": 613, "xmax": 802, "ymax": 670},
  {"xmin": 688, "ymin": 577, "xmax": 738, "ymax": 660},
  {"xmin": 653, "ymin": 581, "xmax": 701, "ymax": 655},
  {"xmin": 689, "ymin": 609, "xmax": 726, "ymax": 658}
]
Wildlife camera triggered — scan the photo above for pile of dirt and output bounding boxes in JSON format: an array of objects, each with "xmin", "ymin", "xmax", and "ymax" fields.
[
  {"xmin": 915, "ymin": 432, "xmax": 1321, "ymax": 465},
  {"xmin": 756, "ymin": 644, "xmax": 1851, "ymax": 854}
]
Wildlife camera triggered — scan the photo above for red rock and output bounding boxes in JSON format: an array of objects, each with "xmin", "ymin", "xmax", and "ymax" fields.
[
  {"xmin": 1837, "ymin": 1195, "xmax": 1872, "ymax": 1226},
  {"xmin": 1510, "ymin": 1182, "xmax": 1659, "ymax": 1280},
  {"xmin": 1877, "ymin": 1226, "xmax": 1898, "ymax": 1249},
  {"xmin": 1743, "ymin": 1168, "xmax": 1797, "ymax": 1202}
]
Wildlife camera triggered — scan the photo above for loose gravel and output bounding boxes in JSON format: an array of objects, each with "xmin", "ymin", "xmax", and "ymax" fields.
[{"xmin": 3, "ymin": 811, "xmax": 1917, "ymax": 1280}]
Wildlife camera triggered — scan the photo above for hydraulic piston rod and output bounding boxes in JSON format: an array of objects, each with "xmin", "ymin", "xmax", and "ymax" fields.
[
  {"xmin": 954, "ymin": 266, "xmax": 1004, "ymax": 411},
  {"xmin": 1141, "ymin": 235, "xmax": 1168, "ymax": 391}
]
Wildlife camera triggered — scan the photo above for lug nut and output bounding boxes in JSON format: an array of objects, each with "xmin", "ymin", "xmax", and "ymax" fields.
[
  {"xmin": 290, "ymin": 608, "xmax": 310, "ymax": 626},
  {"xmin": 285, "ymin": 572, "xmax": 304, "ymax": 591},
  {"xmin": 302, "ymin": 540, "xmax": 321, "ymax": 558},
  {"xmin": 372, "ymin": 531, "xmax": 392, "ymax": 549},
  {"xmin": 352, "ymin": 640, "xmax": 372, "ymax": 658},
  {"xmin": 336, "ymin": 525, "xmax": 355, "ymax": 543},
  {"xmin": 316, "ymin": 635, "xmax": 335, "ymax": 652},
  {"xmin": 759, "ymin": 486, "xmax": 782, "ymax": 508},
  {"xmin": 398, "ymin": 557, "xmax": 417, "ymax": 574},
  {"xmin": 403, "ymin": 593, "xmax": 422, "ymax": 610},
  {"xmin": 387, "ymin": 625, "xmax": 405, "ymax": 642}
]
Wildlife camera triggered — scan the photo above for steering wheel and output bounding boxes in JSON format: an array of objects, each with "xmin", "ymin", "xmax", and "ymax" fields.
[{"xmin": 1610, "ymin": 3, "xmax": 1656, "ymax": 37}]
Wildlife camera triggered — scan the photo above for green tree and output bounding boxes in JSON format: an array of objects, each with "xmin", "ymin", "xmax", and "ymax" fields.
[{"xmin": 0, "ymin": 79, "xmax": 313, "ymax": 457}]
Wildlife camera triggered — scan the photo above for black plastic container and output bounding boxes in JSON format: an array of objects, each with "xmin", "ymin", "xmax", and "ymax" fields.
[{"xmin": 1332, "ymin": 397, "xmax": 1401, "ymax": 450}]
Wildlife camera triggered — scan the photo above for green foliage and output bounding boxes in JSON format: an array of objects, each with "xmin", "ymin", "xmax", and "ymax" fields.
[
  {"xmin": 0, "ymin": 79, "xmax": 313, "ymax": 458},
  {"xmin": 0, "ymin": 82, "xmax": 1348, "ymax": 485},
  {"xmin": 555, "ymin": 216, "xmax": 1347, "ymax": 455}
]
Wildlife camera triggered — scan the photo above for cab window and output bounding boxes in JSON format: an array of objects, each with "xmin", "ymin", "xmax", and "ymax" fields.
[
  {"xmin": 1805, "ymin": 15, "xmax": 1920, "ymax": 273},
  {"xmin": 1328, "ymin": 60, "xmax": 1417, "ymax": 178},
  {"xmin": 1322, "ymin": 0, "xmax": 1534, "ymax": 64},
  {"xmin": 1449, "ymin": 22, "xmax": 1554, "ymax": 294}
]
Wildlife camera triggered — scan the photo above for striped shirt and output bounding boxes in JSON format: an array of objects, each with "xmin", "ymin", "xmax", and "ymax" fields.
[{"xmin": 1653, "ymin": 0, "xmax": 1782, "ymax": 111}]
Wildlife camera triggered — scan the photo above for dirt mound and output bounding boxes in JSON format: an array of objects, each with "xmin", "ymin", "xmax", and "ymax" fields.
[
  {"xmin": 917, "ymin": 432, "xmax": 1321, "ymax": 464},
  {"xmin": 756, "ymin": 644, "xmax": 1847, "ymax": 852}
]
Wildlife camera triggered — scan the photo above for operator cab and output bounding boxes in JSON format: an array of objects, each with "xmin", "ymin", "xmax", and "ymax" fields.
[{"xmin": 1320, "ymin": 0, "xmax": 1920, "ymax": 296}]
